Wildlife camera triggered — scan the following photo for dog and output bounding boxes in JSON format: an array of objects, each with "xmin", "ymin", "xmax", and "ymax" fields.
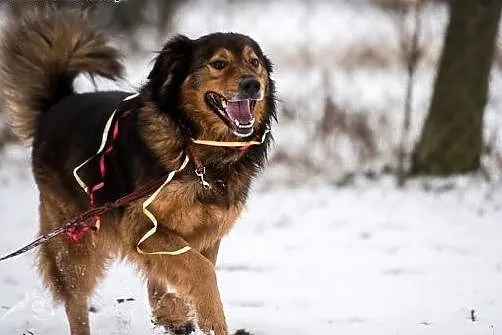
[{"xmin": 0, "ymin": 7, "xmax": 275, "ymax": 335}]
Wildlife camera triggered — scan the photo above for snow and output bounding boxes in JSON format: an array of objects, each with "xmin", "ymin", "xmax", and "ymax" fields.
[
  {"xmin": 1, "ymin": 153, "xmax": 502, "ymax": 334},
  {"xmin": 2, "ymin": 1, "xmax": 502, "ymax": 334}
]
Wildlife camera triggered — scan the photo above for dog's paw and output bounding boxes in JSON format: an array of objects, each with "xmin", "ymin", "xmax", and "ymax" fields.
[
  {"xmin": 152, "ymin": 319, "xmax": 196, "ymax": 335},
  {"xmin": 166, "ymin": 321, "xmax": 196, "ymax": 335},
  {"xmin": 152, "ymin": 293, "xmax": 194, "ymax": 327},
  {"xmin": 197, "ymin": 317, "xmax": 228, "ymax": 335},
  {"xmin": 233, "ymin": 329, "xmax": 253, "ymax": 335}
]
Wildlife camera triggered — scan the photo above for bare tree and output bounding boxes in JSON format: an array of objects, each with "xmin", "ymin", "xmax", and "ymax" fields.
[
  {"xmin": 411, "ymin": 0, "xmax": 502, "ymax": 175},
  {"xmin": 395, "ymin": 1, "xmax": 424, "ymax": 186},
  {"xmin": 2, "ymin": 0, "xmax": 185, "ymax": 42}
]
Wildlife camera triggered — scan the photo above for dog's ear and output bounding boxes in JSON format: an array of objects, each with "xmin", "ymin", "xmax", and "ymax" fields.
[
  {"xmin": 148, "ymin": 35, "xmax": 193, "ymax": 90},
  {"xmin": 263, "ymin": 54, "xmax": 274, "ymax": 75}
]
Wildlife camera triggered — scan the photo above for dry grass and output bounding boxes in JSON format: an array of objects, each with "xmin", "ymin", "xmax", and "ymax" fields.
[{"xmin": 269, "ymin": 93, "xmax": 398, "ymax": 184}]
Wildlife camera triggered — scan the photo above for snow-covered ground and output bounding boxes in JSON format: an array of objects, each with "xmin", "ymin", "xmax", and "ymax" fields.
[
  {"xmin": 1, "ymin": 1, "xmax": 502, "ymax": 334},
  {"xmin": 1, "ymin": 147, "xmax": 502, "ymax": 335}
]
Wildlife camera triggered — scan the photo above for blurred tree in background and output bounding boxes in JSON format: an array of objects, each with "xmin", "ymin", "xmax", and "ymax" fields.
[
  {"xmin": 411, "ymin": 0, "xmax": 502, "ymax": 175},
  {"xmin": 2, "ymin": 0, "xmax": 185, "ymax": 47},
  {"xmin": 0, "ymin": 0, "xmax": 501, "ymax": 180}
]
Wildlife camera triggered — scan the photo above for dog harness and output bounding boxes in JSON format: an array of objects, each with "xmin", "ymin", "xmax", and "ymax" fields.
[
  {"xmin": 0, "ymin": 93, "xmax": 270, "ymax": 261},
  {"xmin": 72, "ymin": 93, "xmax": 270, "ymax": 256}
]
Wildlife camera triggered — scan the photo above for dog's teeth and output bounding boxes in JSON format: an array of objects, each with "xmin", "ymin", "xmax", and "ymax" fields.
[
  {"xmin": 222, "ymin": 100, "xmax": 227, "ymax": 109},
  {"xmin": 234, "ymin": 119, "xmax": 255, "ymax": 129}
]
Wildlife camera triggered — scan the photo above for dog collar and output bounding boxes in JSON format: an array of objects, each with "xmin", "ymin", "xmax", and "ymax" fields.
[
  {"xmin": 188, "ymin": 127, "xmax": 270, "ymax": 188},
  {"xmin": 190, "ymin": 126, "xmax": 270, "ymax": 149}
]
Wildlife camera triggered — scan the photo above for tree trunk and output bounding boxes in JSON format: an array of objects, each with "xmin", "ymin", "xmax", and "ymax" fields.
[{"xmin": 411, "ymin": 0, "xmax": 502, "ymax": 175}]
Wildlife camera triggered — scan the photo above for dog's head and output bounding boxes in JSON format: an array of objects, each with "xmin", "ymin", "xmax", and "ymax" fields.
[{"xmin": 147, "ymin": 33, "xmax": 275, "ymax": 140}]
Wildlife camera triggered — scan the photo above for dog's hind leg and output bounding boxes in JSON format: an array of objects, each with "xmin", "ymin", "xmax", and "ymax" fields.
[{"xmin": 37, "ymin": 199, "xmax": 108, "ymax": 335}]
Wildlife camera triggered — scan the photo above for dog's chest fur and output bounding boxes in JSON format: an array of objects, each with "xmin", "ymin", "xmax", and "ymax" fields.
[{"xmin": 127, "ymin": 176, "xmax": 245, "ymax": 252}]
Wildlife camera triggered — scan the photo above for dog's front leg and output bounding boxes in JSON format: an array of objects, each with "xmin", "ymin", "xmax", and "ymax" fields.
[
  {"xmin": 136, "ymin": 233, "xmax": 228, "ymax": 335},
  {"xmin": 148, "ymin": 278, "xmax": 195, "ymax": 333},
  {"xmin": 147, "ymin": 239, "xmax": 223, "ymax": 333}
]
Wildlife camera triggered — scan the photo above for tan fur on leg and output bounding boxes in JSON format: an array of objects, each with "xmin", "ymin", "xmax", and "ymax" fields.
[
  {"xmin": 132, "ymin": 232, "xmax": 227, "ymax": 335},
  {"xmin": 148, "ymin": 279, "xmax": 194, "ymax": 328}
]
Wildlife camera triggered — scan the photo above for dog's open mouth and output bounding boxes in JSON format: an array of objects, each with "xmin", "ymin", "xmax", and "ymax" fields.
[{"xmin": 205, "ymin": 92, "xmax": 257, "ymax": 137}]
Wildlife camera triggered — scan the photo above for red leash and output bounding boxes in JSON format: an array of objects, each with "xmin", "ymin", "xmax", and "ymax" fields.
[{"xmin": 0, "ymin": 175, "xmax": 169, "ymax": 262}]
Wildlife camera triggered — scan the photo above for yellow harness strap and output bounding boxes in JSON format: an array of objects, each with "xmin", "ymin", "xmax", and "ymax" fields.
[
  {"xmin": 190, "ymin": 127, "xmax": 270, "ymax": 147},
  {"xmin": 136, "ymin": 155, "xmax": 192, "ymax": 256}
]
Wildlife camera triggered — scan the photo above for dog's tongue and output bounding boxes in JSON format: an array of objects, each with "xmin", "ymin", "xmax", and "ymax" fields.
[{"xmin": 226, "ymin": 100, "xmax": 252, "ymax": 124}]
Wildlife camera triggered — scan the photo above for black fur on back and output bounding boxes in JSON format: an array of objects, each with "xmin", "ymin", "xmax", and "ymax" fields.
[{"xmin": 32, "ymin": 91, "xmax": 165, "ymax": 209}]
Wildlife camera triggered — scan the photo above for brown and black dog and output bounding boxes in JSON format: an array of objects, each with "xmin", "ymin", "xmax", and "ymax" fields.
[{"xmin": 0, "ymin": 7, "xmax": 275, "ymax": 335}]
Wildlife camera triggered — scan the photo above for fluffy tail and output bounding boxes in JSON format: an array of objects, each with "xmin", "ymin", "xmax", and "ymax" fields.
[{"xmin": 0, "ymin": 7, "xmax": 124, "ymax": 142}]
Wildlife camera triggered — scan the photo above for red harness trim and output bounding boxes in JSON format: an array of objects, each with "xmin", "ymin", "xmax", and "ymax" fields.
[
  {"xmin": 236, "ymin": 144, "xmax": 253, "ymax": 152},
  {"xmin": 66, "ymin": 103, "xmax": 134, "ymax": 242}
]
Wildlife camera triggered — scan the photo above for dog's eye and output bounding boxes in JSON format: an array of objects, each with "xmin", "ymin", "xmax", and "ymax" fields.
[
  {"xmin": 210, "ymin": 60, "xmax": 228, "ymax": 70},
  {"xmin": 250, "ymin": 58, "xmax": 260, "ymax": 68}
]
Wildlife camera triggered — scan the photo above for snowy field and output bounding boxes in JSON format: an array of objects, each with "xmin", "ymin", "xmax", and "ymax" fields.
[
  {"xmin": 1, "ymin": 1, "xmax": 502, "ymax": 334},
  {"xmin": 1, "ymin": 149, "xmax": 502, "ymax": 335}
]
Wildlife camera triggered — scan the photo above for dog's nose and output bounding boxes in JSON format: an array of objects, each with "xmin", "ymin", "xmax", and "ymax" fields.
[{"xmin": 239, "ymin": 77, "xmax": 261, "ymax": 99}]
